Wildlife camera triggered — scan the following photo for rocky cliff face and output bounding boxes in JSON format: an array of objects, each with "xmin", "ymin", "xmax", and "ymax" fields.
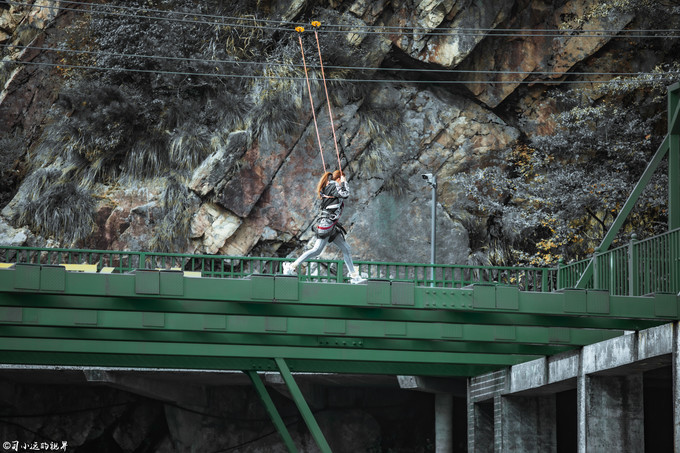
[{"xmin": 0, "ymin": 0, "xmax": 678, "ymax": 267}]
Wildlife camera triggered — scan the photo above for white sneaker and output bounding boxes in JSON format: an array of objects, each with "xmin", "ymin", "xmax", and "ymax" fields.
[
  {"xmin": 282, "ymin": 262, "xmax": 296, "ymax": 275},
  {"xmin": 350, "ymin": 271, "xmax": 367, "ymax": 284}
]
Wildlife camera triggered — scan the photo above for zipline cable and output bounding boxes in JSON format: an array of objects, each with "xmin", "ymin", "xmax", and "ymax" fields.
[
  {"xmin": 7, "ymin": 43, "xmax": 680, "ymax": 78},
  {"xmin": 312, "ymin": 21, "xmax": 342, "ymax": 173},
  {"xmin": 296, "ymin": 26, "xmax": 327, "ymax": 173},
  {"xmin": 6, "ymin": 58, "xmax": 676, "ymax": 86}
]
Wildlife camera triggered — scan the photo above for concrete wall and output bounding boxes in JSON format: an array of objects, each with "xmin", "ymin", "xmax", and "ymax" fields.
[{"xmin": 467, "ymin": 322, "xmax": 677, "ymax": 452}]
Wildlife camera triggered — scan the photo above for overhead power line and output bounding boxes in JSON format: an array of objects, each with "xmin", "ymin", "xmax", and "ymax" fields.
[
  {"xmin": 7, "ymin": 59, "xmax": 675, "ymax": 86},
  {"xmin": 8, "ymin": 0, "xmax": 680, "ymax": 39},
  {"xmin": 5, "ymin": 43, "xmax": 679, "ymax": 78}
]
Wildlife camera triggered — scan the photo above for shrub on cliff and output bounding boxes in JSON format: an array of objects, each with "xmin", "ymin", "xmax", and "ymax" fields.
[
  {"xmin": 452, "ymin": 72, "xmax": 674, "ymax": 266},
  {"xmin": 148, "ymin": 177, "xmax": 199, "ymax": 253},
  {"xmin": 0, "ymin": 132, "xmax": 24, "ymax": 209},
  {"xmin": 17, "ymin": 181, "xmax": 96, "ymax": 245}
]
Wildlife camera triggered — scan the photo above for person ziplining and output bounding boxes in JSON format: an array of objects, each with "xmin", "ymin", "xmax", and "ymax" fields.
[
  {"xmin": 283, "ymin": 170, "xmax": 365, "ymax": 284},
  {"xmin": 283, "ymin": 22, "xmax": 365, "ymax": 284}
]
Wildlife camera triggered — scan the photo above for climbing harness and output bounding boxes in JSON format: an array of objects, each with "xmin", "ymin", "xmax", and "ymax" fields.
[
  {"xmin": 315, "ymin": 217, "xmax": 338, "ymax": 239},
  {"xmin": 296, "ymin": 21, "xmax": 343, "ymax": 174}
]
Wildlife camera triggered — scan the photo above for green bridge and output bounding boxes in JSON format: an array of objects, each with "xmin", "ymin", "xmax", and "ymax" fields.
[
  {"xmin": 0, "ymin": 228, "xmax": 679, "ymax": 451},
  {"xmin": 1, "ymin": 234, "xmax": 680, "ymax": 375},
  {"xmin": 0, "ymin": 83, "xmax": 679, "ymax": 451}
]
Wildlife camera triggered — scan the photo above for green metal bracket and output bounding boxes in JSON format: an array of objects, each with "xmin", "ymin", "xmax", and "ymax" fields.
[
  {"xmin": 245, "ymin": 370, "xmax": 298, "ymax": 453},
  {"xmin": 275, "ymin": 358, "xmax": 332, "ymax": 453}
]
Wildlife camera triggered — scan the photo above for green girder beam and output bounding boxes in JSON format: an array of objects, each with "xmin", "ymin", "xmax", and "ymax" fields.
[
  {"xmin": 0, "ymin": 337, "xmax": 541, "ymax": 367},
  {"xmin": 0, "ymin": 325, "xmax": 584, "ymax": 355},
  {"xmin": 246, "ymin": 370, "xmax": 299, "ymax": 453},
  {"xmin": 0, "ymin": 350, "xmax": 499, "ymax": 376},
  {"xmin": 0, "ymin": 305, "xmax": 626, "ymax": 347},
  {"xmin": 0, "ymin": 290, "xmax": 663, "ymax": 331},
  {"xmin": 1, "ymin": 268, "xmax": 677, "ymax": 327},
  {"xmin": 275, "ymin": 358, "xmax": 332, "ymax": 453}
]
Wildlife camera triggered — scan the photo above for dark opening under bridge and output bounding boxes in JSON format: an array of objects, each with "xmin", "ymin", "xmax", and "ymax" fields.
[{"xmin": 0, "ymin": 82, "xmax": 678, "ymax": 452}]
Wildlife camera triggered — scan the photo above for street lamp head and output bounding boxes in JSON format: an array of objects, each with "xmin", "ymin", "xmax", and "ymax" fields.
[{"xmin": 421, "ymin": 173, "xmax": 436, "ymax": 187}]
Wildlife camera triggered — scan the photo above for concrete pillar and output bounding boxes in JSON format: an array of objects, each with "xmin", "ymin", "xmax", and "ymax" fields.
[
  {"xmin": 470, "ymin": 400, "xmax": 494, "ymax": 453},
  {"xmin": 499, "ymin": 395, "xmax": 556, "ymax": 453},
  {"xmin": 580, "ymin": 374, "xmax": 644, "ymax": 452},
  {"xmin": 673, "ymin": 321, "xmax": 680, "ymax": 450},
  {"xmin": 435, "ymin": 393, "xmax": 453, "ymax": 452},
  {"xmin": 577, "ymin": 371, "xmax": 587, "ymax": 453},
  {"xmin": 467, "ymin": 380, "xmax": 474, "ymax": 453},
  {"xmin": 468, "ymin": 370, "xmax": 507, "ymax": 453}
]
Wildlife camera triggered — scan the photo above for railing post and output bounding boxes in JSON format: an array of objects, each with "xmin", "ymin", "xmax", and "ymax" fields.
[
  {"xmin": 609, "ymin": 251, "xmax": 615, "ymax": 294},
  {"xmin": 557, "ymin": 258, "xmax": 564, "ymax": 290},
  {"xmin": 592, "ymin": 248, "xmax": 600, "ymax": 290},
  {"xmin": 337, "ymin": 261, "xmax": 344, "ymax": 283},
  {"xmin": 628, "ymin": 234, "xmax": 639, "ymax": 296},
  {"xmin": 541, "ymin": 268, "xmax": 549, "ymax": 292}
]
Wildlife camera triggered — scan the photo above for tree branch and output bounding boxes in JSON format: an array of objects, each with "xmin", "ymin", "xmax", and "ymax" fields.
[{"xmin": 585, "ymin": 206, "xmax": 607, "ymax": 237}]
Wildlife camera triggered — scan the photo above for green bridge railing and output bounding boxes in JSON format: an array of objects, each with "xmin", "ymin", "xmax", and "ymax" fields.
[
  {"xmin": 557, "ymin": 227, "xmax": 680, "ymax": 296},
  {"xmin": 3, "ymin": 227, "xmax": 678, "ymax": 294},
  {"xmin": 0, "ymin": 245, "xmax": 557, "ymax": 291}
]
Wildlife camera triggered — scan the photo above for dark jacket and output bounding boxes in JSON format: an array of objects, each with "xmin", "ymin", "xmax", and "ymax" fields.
[
  {"xmin": 315, "ymin": 180, "xmax": 349, "ymax": 239},
  {"xmin": 320, "ymin": 180, "xmax": 349, "ymax": 220}
]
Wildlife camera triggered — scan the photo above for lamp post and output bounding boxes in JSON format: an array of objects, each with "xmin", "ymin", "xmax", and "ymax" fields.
[{"xmin": 421, "ymin": 173, "xmax": 437, "ymax": 286}]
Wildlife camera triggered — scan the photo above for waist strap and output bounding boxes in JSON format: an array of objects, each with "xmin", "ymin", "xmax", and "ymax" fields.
[{"xmin": 317, "ymin": 220, "xmax": 337, "ymax": 230}]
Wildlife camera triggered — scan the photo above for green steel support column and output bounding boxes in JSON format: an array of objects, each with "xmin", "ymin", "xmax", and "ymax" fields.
[
  {"xmin": 275, "ymin": 358, "xmax": 332, "ymax": 453},
  {"xmin": 245, "ymin": 370, "xmax": 299, "ymax": 453},
  {"xmin": 670, "ymin": 83, "xmax": 680, "ymax": 229}
]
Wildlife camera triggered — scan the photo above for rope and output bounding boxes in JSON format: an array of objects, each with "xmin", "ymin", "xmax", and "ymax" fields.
[
  {"xmin": 295, "ymin": 26, "xmax": 327, "ymax": 173},
  {"xmin": 312, "ymin": 21, "xmax": 343, "ymax": 173}
]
